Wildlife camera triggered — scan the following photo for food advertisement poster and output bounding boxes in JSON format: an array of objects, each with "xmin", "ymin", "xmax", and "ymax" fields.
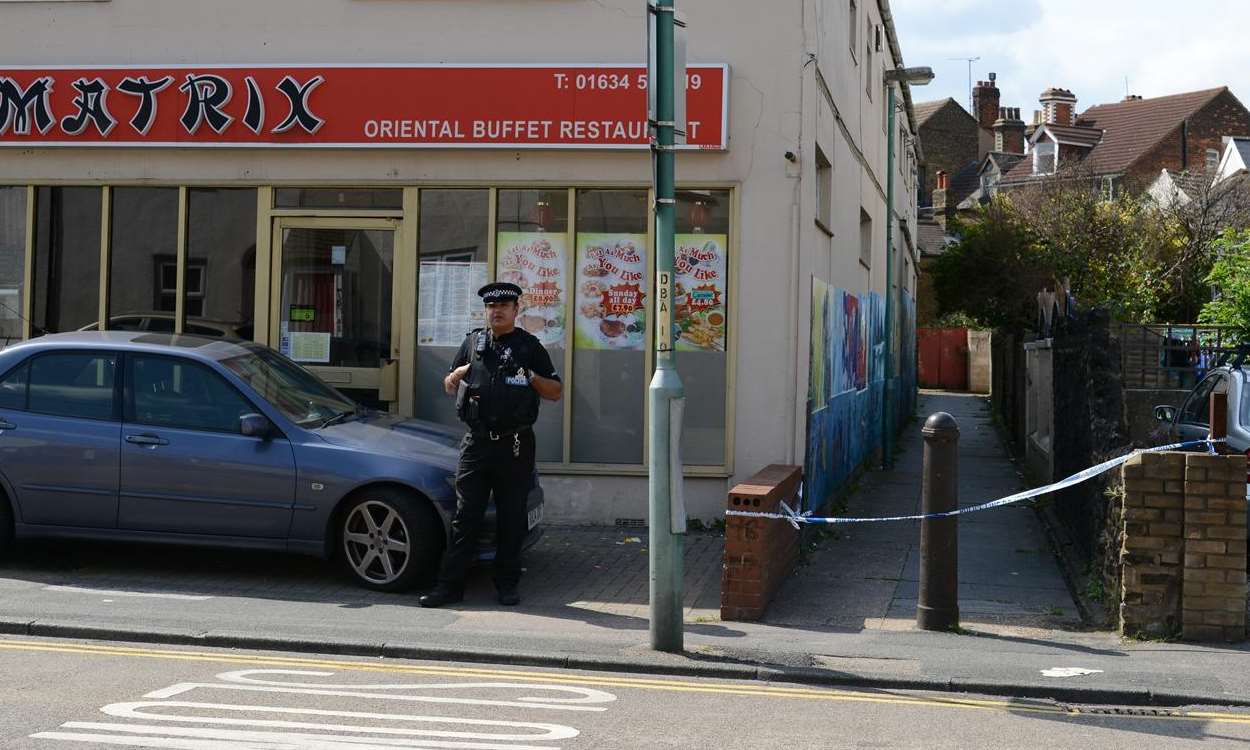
[
  {"xmin": 496, "ymin": 232, "xmax": 567, "ymax": 347},
  {"xmin": 574, "ymin": 234, "xmax": 647, "ymax": 350},
  {"xmin": 418, "ymin": 261, "xmax": 488, "ymax": 347},
  {"xmin": 674, "ymin": 234, "xmax": 728, "ymax": 351}
]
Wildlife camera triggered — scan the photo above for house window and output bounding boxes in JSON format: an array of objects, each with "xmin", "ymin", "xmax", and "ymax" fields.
[
  {"xmin": 848, "ymin": 0, "xmax": 858, "ymax": 62},
  {"xmin": 1206, "ymin": 148, "xmax": 1220, "ymax": 171},
  {"xmin": 865, "ymin": 21, "xmax": 874, "ymax": 100},
  {"xmin": 815, "ymin": 145, "xmax": 833, "ymax": 234},
  {"xmin": 1101, "ymin": 177, "xmax": 1118, "ymax": 202},
  {"xmin": 859, "ymin": 208, "xmax": 873, "ymax": 268},
  {"xmin": 1033, "ymin": 141, "xmax": 1056, "ymax": 175}
]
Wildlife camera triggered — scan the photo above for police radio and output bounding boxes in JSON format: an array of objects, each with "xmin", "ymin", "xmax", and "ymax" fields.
[{"xmin": 455, "ymin": 330, "xmax": 488, "ymax": 425}]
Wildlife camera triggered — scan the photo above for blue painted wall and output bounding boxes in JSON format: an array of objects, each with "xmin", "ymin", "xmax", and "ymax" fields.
[{"xmin": 804, "ymin": 277, "xmax": 917, "ymax": 512}]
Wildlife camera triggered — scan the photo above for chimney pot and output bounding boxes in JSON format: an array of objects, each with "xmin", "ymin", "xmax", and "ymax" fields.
[{"xmin": 973, "ymin": 75, "xmax": 1002, "ymax": 130}]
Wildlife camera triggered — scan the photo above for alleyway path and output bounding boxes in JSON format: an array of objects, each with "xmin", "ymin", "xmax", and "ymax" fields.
[{"xmin": 767, "ymin": 391, "xmax": 1081, "ymax": 635}]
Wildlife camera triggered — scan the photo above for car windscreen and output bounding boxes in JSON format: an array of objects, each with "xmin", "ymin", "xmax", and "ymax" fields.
[{"xmin": 220, "ymin": 348, "xmax": 356, "ymax": 427}]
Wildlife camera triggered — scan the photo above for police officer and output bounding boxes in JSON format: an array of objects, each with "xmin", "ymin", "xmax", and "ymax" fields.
[{"xmin": 419, "ymin": 282, "xmax": 563, "ymax": 608}]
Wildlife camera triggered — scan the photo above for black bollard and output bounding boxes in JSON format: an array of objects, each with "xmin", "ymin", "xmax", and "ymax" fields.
[{"xmin": 917, "ymin": 411, "xmax": 960, "ymax": 631}]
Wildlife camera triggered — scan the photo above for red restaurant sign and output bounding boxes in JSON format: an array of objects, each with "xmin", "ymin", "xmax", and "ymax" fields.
[{"xmin": 0, "ymin": 64, "xmax": 728, "ymax": 149}]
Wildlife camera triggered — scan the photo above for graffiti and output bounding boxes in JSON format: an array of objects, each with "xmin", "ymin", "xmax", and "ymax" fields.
[{"xmin": 804, "ymin": 277, "xmax": 916, "ymax": 512}]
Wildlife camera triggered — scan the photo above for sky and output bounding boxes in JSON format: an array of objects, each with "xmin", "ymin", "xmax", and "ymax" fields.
[{"xmin": 889, "ymin": 0, "xmax": 1250, "ymax": 121}]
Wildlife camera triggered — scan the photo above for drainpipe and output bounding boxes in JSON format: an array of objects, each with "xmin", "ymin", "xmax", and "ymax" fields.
[{"xmin": 883, "ymin": 82, "xmax": 897, "ymax": 467}]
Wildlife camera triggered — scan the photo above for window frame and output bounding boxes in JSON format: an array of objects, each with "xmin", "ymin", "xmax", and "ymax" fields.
[
  {"xmin": 848, "ymin": 0, "xmax": 859, "ymax": 64},
  {"xmin": 1033, "ymin": 141, "xmax": 1057, "ymax": 175},
  {"xmin": 123, "ymin": 352, "xmax": 264, "ymax": 436},
  {"xmin": 24, "ymin": 350, "xmax": 120, "ymax": 422},
  {"xmin": 814, "ymin": 145, "xmax": 834, "ymax": 236}
]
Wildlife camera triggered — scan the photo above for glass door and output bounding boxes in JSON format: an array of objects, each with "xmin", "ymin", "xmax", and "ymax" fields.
[{"xmin": 271, "ymin": 217, "xmax": 400, "ymax": 411}]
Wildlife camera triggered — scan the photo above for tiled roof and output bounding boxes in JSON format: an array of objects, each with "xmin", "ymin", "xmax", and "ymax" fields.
[
  {"xmin": 1001, "ymin": 87, "xmax": 1232, "ymax": 183},
  {"xmin": 917, "ymin": 217, "xmax": 947, "ymax": 256},
  {"xmin": 1040, "ymin": 124, "xmax": 1104, "ymax": 147},
  {"xmin": 986, "ymin": 152, "xmax": 1026, "ymax": 174},
  {"xmin": 948, "ymin": 160, "xmax": 982, "ymax": 206},
  {"xmin": 913, "ymin": 98, "xmax": 967, "ymax": 126},
  {"xmin": 1077, "ymin": 87, "xmax": 1229, "ymax": 175}
]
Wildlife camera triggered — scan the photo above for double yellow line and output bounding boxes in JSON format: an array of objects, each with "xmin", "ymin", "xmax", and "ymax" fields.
[{"xmin": 1, "ymin": 637, "xmax": 1248, "ymax": 727}]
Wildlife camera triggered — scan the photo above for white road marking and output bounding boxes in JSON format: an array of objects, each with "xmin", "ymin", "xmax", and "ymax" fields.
[
  {"xmin": 102, "ymin": 700, "xmax": 579, "ymax": 740},
  {"xmin": 32, "ymin": 668, "xmax": 612, "ymax": 749},
  {"xmin": 214, "ymin": 670, "xmax": 616, "ymax": 706},
  {"xmin": 145, "ymin": 681, "xmax": 611, "ymax": 712},
  {"xmin": 46, "ymin": 721, "xmax": 564, "ymax": 750},
  {"xmin": 43, "ymin": 586, "xmax": 213, "ymax": 601}
]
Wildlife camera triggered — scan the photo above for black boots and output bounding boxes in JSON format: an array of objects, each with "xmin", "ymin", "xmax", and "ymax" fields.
[
  {"xmin": 496, "ymin": 583, "xmax": 520, "ymax": 606},
  {"xmin": 418, "ymin": 586, "xmax": 464, "ymax": 608},
  {"xmin": 418, "ymin": 585, "xmax": 520, "ymax": 607}
]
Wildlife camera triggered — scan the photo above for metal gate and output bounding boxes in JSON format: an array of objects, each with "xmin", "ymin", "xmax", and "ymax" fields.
[{"xmin": 918, "ymin": 327, "xmax": 968, "ymax": 390}]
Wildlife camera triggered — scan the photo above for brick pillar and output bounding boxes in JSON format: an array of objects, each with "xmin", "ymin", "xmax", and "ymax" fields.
[
  {"xmin": 1182, "ymin": 454, "xmax": 1248, "ymax": 642},
  {"xmin": 1119, "ymin": 452, "xmax": 1186, "ymax": 638},
  {"xmin": 722, "ymin": 464, "xmax": 802, "ymax": 621}
]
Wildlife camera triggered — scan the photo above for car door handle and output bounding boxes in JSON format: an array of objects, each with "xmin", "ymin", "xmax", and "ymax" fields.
[
  {"xmin": 0, "ymin": 420, "xmax": 15, "ymax": 431},
  {"xmin": 126, "ymin": 434, "xmax": 169, "ymax": 447}
]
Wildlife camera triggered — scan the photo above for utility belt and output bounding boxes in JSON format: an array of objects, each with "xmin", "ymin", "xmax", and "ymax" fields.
[{"xmin": 467, "ymin": 426, "xmax": 532, "ymax": 441}]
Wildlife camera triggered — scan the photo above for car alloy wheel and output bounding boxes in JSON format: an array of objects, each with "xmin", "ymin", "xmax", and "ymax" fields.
[{"xmin": 343, "ymin": 499, "xmax": 413, "ymax": 586}]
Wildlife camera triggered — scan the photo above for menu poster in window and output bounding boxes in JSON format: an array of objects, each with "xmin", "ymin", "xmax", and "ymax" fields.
[
  {"xmin": 417, "ymin": 261, "xmax": 487, "ymax": 347},
  {"xmin": 674, "ymin": 234, "xmax": 728, "ymax": 352},
  {"xmin": 495, "ymin": 232, "xmax": 566, "ymax": 347},
  {"xmin": 574, "ymin": 233, "xmax": 647, "ymax": 350}
]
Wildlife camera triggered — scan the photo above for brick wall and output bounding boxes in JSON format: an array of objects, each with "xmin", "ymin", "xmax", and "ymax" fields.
[
  {"xmin": 1120, "ymin": 451, "xmax": 1247, "ymax": 642},
  {"xmin": 918, "ymin": 101, "xmax": 979, "ymax": 206},
  {"xmin": 1126, "ymin": 90, "xmax": 1250, "ymax": 190},
  {"xmin": 1182, "ymin": 454, "xmax": 1248, "ymax": 642},
  {"xmin": 722, "ymin": 464, "xmax": 802, "ymax": 621}
]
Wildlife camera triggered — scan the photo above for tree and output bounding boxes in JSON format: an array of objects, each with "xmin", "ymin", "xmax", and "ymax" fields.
[
  {"xmin": 931, "ymin": 198, "xmax": 1050, "ymax": 330},
  {"xmin": 1198, "ymin": 229, "xmax": 1250, "ymax": 340},
  {"xmin": 934, "ymin": 163, "xmax": 1250, "ymax": 329}
]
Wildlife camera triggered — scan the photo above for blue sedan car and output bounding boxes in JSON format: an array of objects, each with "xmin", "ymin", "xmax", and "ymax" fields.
[{"xmin": 0, "ymin": 332, "xmax": 543, "ymax": 591}]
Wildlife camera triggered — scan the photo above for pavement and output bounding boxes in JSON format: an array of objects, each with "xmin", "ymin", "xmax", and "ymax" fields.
[{"xmin": 2, "ymin": 391, "xmax": 1249, "ymax": 708}]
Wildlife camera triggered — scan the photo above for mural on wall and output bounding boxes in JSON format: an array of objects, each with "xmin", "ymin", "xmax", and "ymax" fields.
[{"xmin": 804, "ymin": 277, "xmax": 916, "ymax": 513}]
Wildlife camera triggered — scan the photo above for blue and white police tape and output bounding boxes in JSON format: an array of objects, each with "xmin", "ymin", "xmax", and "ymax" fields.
[{"xmin": 726, "ymin": 439, "xmax": 1235, "ymax": 528}]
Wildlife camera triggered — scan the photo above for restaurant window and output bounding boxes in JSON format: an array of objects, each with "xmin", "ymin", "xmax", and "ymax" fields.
[
  {"xmin": 109, "ymin": 187, "xmax": 179, "ymax": 331},
  {"xmin": 571, "ymin": 189, "xmax": 648, "ymax": 464},
  {"xmin": 495, "ymin": 189, "xmax": 568, "ymax": 463},
  {"xmin": 274, "ymin": 188, "xmax": 402, "ymax": 211},
  {"xmin": 0, "ymin": 187, "xmax": 26, "ymax": 343},
  {"xmin": 416, "ymin": 189, "xmax": 489, "ymax": 429},
  {"xmin": 187, "ymin": 188, "xmax": 257, "ymax": 339},
  {"xmin": 675, "ymin": 190, "xmax": 730, "ymax": 466},
  {"xmin": 32, "ymin": 187, "xmax": 102, "ymax": 335}
]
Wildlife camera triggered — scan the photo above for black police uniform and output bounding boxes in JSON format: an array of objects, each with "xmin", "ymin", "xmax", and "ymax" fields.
[{"xmin": 428, "ymin": 286, "xmax": 559, "ymax": 603}]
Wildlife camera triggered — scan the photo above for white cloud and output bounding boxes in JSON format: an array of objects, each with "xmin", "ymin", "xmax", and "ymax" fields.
[{"xmin": 891, "ymin": 0, "xmax": 1250, "ymax": 121}]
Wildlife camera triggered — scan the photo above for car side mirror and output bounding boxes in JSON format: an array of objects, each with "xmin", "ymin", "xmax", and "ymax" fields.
[
  {"xmin": 240, "ymin": 413, "xmax": 272, "ymax": 438},
  {"xmin": 1154, "ymin": 405, "xmax": 1177, "ymax": 423}
]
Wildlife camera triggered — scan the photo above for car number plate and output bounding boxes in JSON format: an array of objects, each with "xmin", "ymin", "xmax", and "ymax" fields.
[{"xmin": 527, "ymin": 504, "xmax": 543, "ymax": 530}]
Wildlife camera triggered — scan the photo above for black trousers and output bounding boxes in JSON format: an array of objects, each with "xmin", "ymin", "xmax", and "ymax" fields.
[{"xmin": 436, "ymin": 428, "xmax": 535, "ymax": 590}]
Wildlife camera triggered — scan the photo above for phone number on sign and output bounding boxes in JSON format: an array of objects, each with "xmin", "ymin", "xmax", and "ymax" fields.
[{"xmin": 552, "ymin": 72, "xmax": 706, "ymax": 91}]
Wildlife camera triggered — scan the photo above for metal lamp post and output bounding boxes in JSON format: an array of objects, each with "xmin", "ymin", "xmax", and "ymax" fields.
[
  {"xmin": 882, "ymin": 65, "xmax": 933, "ymax": 467},
  {"xmin": 647, "ymin": 0, "xmax": 687, "ymax": 653}
]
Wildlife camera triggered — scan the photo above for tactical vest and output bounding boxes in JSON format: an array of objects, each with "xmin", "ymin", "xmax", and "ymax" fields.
[{"xmin": 457, "ymin": 329, "xmax": 541, "ymax": 433}]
